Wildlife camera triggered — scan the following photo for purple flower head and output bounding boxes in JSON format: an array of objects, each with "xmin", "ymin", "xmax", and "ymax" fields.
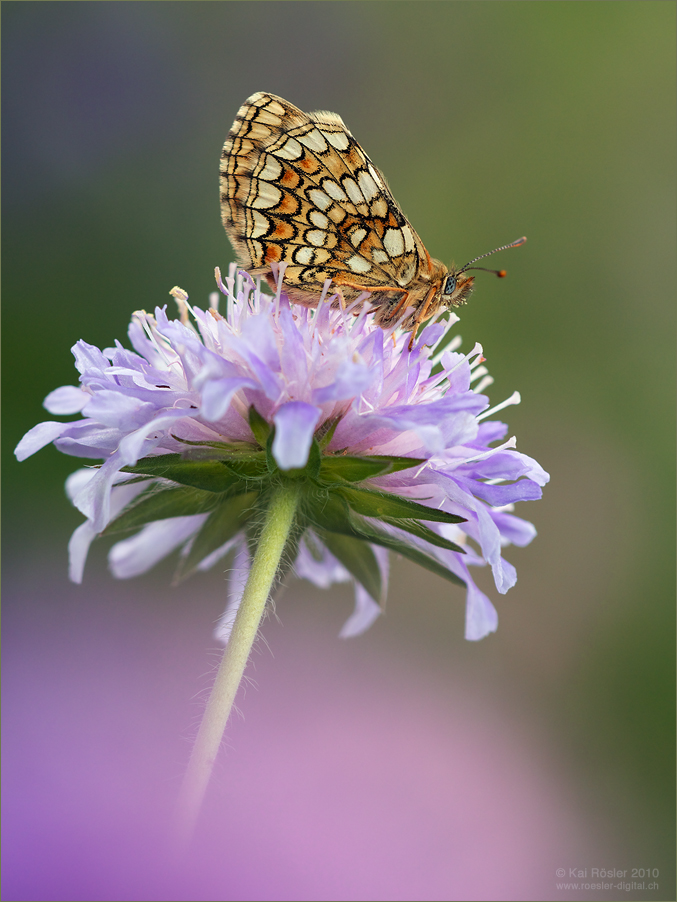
[{"xmin": 16, "ymin": 266, "xmax": 548, "ymax": 641}]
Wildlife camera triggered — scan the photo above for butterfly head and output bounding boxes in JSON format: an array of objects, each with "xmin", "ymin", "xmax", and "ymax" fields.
[
  {"xmin": 441, "ymin": 269, "xmax": 475, "ymax": 308},
  {"xmin": 442, "ymin": 236, "xmax": 527, "ymax": 310}
]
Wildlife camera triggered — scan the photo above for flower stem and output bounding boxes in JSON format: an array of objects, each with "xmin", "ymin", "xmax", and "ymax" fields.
[{"xmin": 174, "ymin": 482, "xmax": 300, "ymax": 847}]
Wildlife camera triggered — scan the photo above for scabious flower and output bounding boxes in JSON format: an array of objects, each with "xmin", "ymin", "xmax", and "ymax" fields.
[{"xmin": 15, "ymin": 266, "xmax": 548, "ymax": 641}]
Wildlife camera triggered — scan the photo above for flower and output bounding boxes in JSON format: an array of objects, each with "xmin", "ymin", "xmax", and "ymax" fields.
[{"xmin": 15, "ymin": 266, "xmax": 549, "ymax": 641}]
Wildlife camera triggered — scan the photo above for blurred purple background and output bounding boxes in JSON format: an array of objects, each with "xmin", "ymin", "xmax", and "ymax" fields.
[{"xmin": 5, "ymin": 557, "xmax": 593, "ymax": 902}]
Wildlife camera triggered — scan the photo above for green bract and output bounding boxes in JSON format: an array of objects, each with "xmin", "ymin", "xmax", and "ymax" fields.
[{"xmin": 112, "ymin": 415, "xmax": 468, "ymax": 600}]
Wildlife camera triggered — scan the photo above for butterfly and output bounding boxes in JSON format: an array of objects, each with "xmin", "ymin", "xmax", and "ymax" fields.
[{"xmin": 220, "ymin": 92, "xmax": 525, "ymax": 349}]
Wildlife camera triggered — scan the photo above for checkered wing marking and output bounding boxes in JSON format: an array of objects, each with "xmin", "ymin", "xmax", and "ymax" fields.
[{"xmin": 220, "ymin": 92, "xmax": 429, "ymax": 304}]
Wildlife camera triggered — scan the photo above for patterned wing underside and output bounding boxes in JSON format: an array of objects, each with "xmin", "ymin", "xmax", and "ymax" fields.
[{"xmin": 220, "ymin": 92, "xmax": 431, "ymax": 306}]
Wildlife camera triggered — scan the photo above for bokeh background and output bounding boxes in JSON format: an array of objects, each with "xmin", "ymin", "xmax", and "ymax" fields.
[{"xmin": 3, "ymin": 3, "xmax": 675, "ymax": 900}]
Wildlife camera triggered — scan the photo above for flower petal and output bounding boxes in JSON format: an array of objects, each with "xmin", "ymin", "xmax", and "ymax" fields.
[
  {"xmin": 196, "ymin": 535, "xmax": 241, "ymax": 572},
  {"xmin": 467, "ymin": 479, "xmax": 543, "ymax": 506},
  {"xmin": 108, "ymin": 515, "xmax": 207, "ymax": 578},
  {"xmin": 200, "ymin": 376, "xmax": 256, "ymax": 421},
  {"xmin": 14, "ymin": 421, "xmax": 70, "ymax": 461},
  {"xmin": 82, "ymin": 391, "xmax": 157, "ymax": 429},
  {"xmin": 71, "ymin": 453, "xmax": 129, "ymax": 531},
  {"xmin": 294, "ymin": 533, "xmax": 351, "ymax": 588},
  {"xmin": 464, "ymin": 579, "xmax": 499, "ymax": 641},
  {"xmin": 214, "ymin": 541, "xmax": 251, "ymax": 644},
  {"xmin": 65, "ymin": 467, "xmax": 97, "ymax": 501},
  {"xmin": 55, "ymin": 421, "xmax": 126, "ymax": 458},
  {"xmin": 272, "ymin": 402, "xmax": 321, "ymax": 470},
  {"xmin": 117, "ymin": 409, "xmax": 192, "ymax": 464},
  {"xmin": 492, "ymin": 511, "xmax": 537, "ymax": 547},
  {"xmin": 312, "ymin": 358, "xmax": 373, "ymax": 403},
  {"xmin": 44, "ymin": 385, "xmax": 90, "ymax": 415},
  {"xmin": 68, "ymin": 475, "xmax": 151, "ymax": 582},
  {"xmin": 68, "ymin": 520, "xmax": 99, "ymax": 584},
  {"xmin": 339, "ymin": 583, "xmax": 382, "ymax": 638},
  {"xmin": 72, "ymin": 340, "xmax": 111, "ymax": 376}
]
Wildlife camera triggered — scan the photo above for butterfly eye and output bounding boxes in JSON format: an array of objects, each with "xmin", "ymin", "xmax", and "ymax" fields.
[{"xmin": 443, "ymin": 275, "xmax": 457, "ymax": 295}]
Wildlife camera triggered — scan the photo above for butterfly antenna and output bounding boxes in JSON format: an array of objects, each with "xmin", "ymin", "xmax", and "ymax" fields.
[{"xmin": 458, "ymin": 236, "xmax": 527, "ymax": 276}]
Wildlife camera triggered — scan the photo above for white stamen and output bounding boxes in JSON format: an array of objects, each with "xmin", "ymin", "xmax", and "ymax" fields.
[
  {"xmin": 359, "ymin": 395, "xmax": 376, "ymax": 414},
  {"xmin": 226, "ymin": 263, "xmax": 237, "ymax": 323},
  {"xmin": 168, "ymin": 286, "xmax": 202, "ymax": 333},
  {"xmin": 169, "ymin": 285, "xmax": 189, "ymax": 302},
  {"xmin": 342, "ymin": 292, "xmax": 370, "ymax": 329},
  {"xmin": 351, "ymin": 298, "xmax": 373, "ymax": 333},
  {"xmin": 237, "ymin": 269, "xmax": 256, "ymax": 317},
  {"xmin": 473, "ymin": 375, "xmax": 494, "ymax": 393},
  {"xmin": 214, "ymin": 266, "xmax": 228, "ymax": 295},
  {"xmin": 461, "ymin": 436, "xmax": 517, "ymax": 465},
  {"xmin": 268, "ymin": 261, "xmax": 288, "ymax": 319},
  {"xmin": 431, "ymin": 331, "xmax": 462, "ymax": 362},
  {"xmin": 309, "ymin": 278, "xmax": 333, "ymax": 340},
  {"xmin": 133, "ymin": 313, "xmax": 176, "ymax": 369},
  {"xmin": 477, "ymin": 392, "xmax": 521, "ymax": 422},
  {"xmin": 424, "ymin": 341, "xmax": 485, "ymax": 396},
  {"xmin": 468, "ymin": 344, "xmax": 485, "ymax": 367}
]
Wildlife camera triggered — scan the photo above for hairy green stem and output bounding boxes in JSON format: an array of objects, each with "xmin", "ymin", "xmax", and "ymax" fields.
[{"xmin": 175, "ymin": 483, "xmax": 300, "ymax": 847}]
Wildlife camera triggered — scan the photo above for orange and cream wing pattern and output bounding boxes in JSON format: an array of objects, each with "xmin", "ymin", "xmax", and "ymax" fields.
[{"xmin": 219, "ymin": 92, "xmax": 430, "ymax": 305}]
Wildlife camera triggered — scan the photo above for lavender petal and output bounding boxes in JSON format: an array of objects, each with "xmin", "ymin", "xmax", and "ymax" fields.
[
  {"xmin": 108, "ymin": 515, "xmax": 207, "ymax": 579},
  {"xmin": 272, "ymin": 402, "xmax": 322, "ymax": 470},
  {"xmin": 43, "ymin": 385, "xmax": 90, "ymax": 415},
  {"xmin": 14, "ymin": 421, "xmax": 71, "ymax": 461},
  {"xmin": 339, "ymin": 583, "xmax": 382, "ymax": 638}
]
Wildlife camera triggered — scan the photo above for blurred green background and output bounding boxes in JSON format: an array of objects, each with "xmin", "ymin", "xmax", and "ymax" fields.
[{"xmin": 3, "ymin": 1, "xmax": 675, "ymax": 895}]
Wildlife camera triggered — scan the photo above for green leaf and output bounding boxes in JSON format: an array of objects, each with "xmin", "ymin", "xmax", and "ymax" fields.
[
  {"xmin": 113, "ymin": 475, "xmax": 156, "ymax": 486},
  {"xmin": 104, "ymin": 485, "xmax": 224, "ymax": 535},
  {"xmin": 304, "ymin": 493, "xmax": 465, "ymax": 589},
  {"xmin": 221, "ymin": 455, "xmax": 269, "ymax": 480},
  {"xmin": 174, "ymin": 491, "xmax": 258, "ymax": 581},
  {"xmin": 316, "ymin": 415, "xmax": 340, "ymax": 449},
  {"xmin": 248, "ymin": 406, "xmax": 271, "ymax": 447},
  {"xmin": 381, "ymin": 517, "xmax": 465, "ymax": 554},
  {"xmin": 319, "ymin": 454, "xmax": 427, "ymax": 483},
  {"xmin": 361, "ymin": 455, "xmax": 427, "ymax": 474},
  {"xmin": 169, "ymin": 435, "xmax": 260, "ymax": 455},
  {"xmin": 122, "ymin": 455, "xmax": 244, "ymax": 493},
  {"xmin": 336, "ymin": 485, "xmax": 466, "ymax": 524},
  {"xmin": 320, "ymin": 456, "xmax": 391, "ymax": 482},
  {"xmin": 288, "ymin": 438, "xmax": 322, "ymax": 479},
  {"xmin": 302, "ymin": 530, "xmax": 325, "ymax": 562},
  {"xmin": 348, "ymin": 517, "xmax": 466, "ymax": 588},
  {"xmin": 304, "ymin": 490, "xmax": 355, "ymax": 533},
  {"xmin": 318, "ymin": 530, "xmax": 382, "ymax": 602},
  {"xmin": 265, "ymin": 429, "xmax": 278, "ymax": 474}
]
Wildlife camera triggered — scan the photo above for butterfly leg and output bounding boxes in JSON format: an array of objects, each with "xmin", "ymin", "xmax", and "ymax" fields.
[
  {"xmin": 333, "ymin": 276, "xmax": 409, "ymax": 321},
  {"xmin": 407, "ymin": 285, "xmax": 437, "ymax": 351},
  {"xmin": 383, "ymin": 289, "xmax": 411, "ymax": 323}
]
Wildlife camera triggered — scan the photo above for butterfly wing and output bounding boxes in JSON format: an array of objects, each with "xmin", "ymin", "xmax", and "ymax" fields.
[{"xmin": 220, "ymin": 92, "xmax": 431, "ymax": 305}]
